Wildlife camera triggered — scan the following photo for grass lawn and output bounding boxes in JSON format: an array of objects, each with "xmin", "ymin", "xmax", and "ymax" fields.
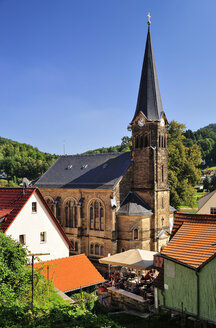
[
  {"xmin": 179, "ymin": 191, "xmax": 206, "ymax": 211},
  {"xmin": 204, "ymin": 166, "xmax": 216, "ymax": 171},
  {"xmin": 110, "ymin": 313, "xmax": 182, "ymax": 328}
]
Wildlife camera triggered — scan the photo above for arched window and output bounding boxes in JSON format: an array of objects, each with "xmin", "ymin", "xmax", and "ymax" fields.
[
  {"xmin": 94, "ymin": 201, "xmax": 99, "ymax": 230},
  {"xmin": 162, "ymin": 136, "xmax": 165, "ymax": 148},
  {"xmin": 90, "ymin": 206, "xmax": 94, "ymax": 230},
  {"xmin": 135, "ymin": 137, "xmax": 139, "ymax": 148},
  {"xmin": 162, "ymin": 196, "xmax": 164, "ymax": 209},
  {"xmin": 140, "ymin": 136, "xmax": 143, "ymax": 148},
  {"xmin": 100, "ymin": 207, "xmax": 104, "ymax": 231},
  {"xmin": 100, "ymin": 245, "xmax": 104, "ymax": 256},
  {"xmin": 161, "ymin": 165, "xmax": 164, "ymax": 183},
  {"xmin": 95, "ymin": 244, "xmax": 99, "ymax": 255},
  {"xmin": 133, "ymin": 228, "xmax": 139, "ymax": 240},
  {"xmin": 90, "ymin": 244, "xmax": 94, "ymax": 254},
  {"xmin": 144, "ymin": 135, "xmax": 148, "ymax": 147},
  {"xmin": 89, "ymin": 200, "xmax": 105, "ymax": 231},
  {"xmin": 65, "ymin": 199, "xmax": 77, "ymax": 228}
]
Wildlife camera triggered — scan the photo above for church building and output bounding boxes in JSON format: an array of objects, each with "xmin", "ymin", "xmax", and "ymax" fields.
[{"xmin": 35, "ymin": 21, "xmax": 174, "ymax": 260}]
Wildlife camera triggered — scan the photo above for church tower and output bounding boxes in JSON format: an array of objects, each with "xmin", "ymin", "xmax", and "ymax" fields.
[{"xmin": 131, "ymin": 19, "xmax": 170, "ymax": 250}]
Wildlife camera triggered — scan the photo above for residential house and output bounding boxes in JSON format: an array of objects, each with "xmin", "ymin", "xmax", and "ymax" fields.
[
  {"xmin": 197, "ymin": 189, "xmax": 216, "ymax": 214},
  {"xmin": 156, "ymin": 212, "xmax": 216, "ymax": 324},
  {"xmin": 0, "ymin": 187, "xmax": 71, "ymax": 261}
]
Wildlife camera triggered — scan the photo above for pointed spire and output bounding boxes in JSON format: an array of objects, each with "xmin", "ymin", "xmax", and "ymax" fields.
[{"xmin": 132, "ymin": 21, "xmax": 164, "ymax": 122}]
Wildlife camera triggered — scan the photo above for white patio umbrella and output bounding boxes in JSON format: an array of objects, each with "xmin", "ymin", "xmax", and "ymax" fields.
[{"xmin": 99, "ymin": 249, "xmax": 158, "ymax": 270}]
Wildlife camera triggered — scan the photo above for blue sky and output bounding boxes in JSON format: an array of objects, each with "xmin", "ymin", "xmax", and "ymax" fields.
[{"xmin": 0, "ymin": 0, "xmax": 216, "ymax": 155}]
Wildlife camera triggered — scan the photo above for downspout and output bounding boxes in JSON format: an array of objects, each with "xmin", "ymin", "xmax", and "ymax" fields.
[{"xmin": 196, "ymin": 271, "xmax": 200, "ymax": 318}]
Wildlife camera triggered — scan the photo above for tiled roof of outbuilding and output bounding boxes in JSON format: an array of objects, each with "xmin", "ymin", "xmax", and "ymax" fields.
[
  {"xmin": 116, "ymin": 191, "xmax": 153, "ymax": 216},
  {"xmin": 161, "ymin": 222, "xmax": 216, "ymax": 269},
  {"xmin": 35, "ymin": 152, "xmax": 131, "ymax": 189},
  {"xmin": 171, "ymin": 212, "xmax": 216, "ymax": 237},
  {"xmin": 34, "ymin": 254, "xmax": 105, "ymax": 293}
]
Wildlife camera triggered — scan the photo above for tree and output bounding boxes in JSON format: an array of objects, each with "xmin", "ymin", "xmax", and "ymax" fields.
[
  {"xmin": 0, "ymin": 232, "xmax": 30, "ymax": 304},
  {"xmin": 167, "ymin": 121, "xmax": 202, "ymax": 208}
]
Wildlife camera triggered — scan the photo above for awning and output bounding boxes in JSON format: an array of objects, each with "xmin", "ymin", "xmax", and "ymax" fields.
[{"xmin": 99, "ymin": 249, "xmax": 158, "ymax": 270}]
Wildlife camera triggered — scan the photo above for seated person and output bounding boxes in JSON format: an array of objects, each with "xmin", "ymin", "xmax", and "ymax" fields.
[
  {"xmin": 132, "ymin": 284, "xmax": 140, "ymax": 295},
  {"xmin": 130, "ymin": 269, "xmax": 136, "ymax": 279},
  {"xmin": 144, "ymin": 270, "xmax": 151, "ymax": 281},
  {"xmin": 118, "ymin": 280, "xmax": 125, "ymax": 290}
]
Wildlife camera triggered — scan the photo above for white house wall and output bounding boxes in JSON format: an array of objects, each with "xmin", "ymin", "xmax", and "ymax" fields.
[{"xmin": 6, "ymin": 192, "xmax": 69, "ymax": 262}]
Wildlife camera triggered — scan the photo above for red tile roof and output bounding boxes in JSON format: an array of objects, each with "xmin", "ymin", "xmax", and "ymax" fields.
[
  {"xmin": 162, "ymin": 222, "xmax": 216, "ymax": 269},
  {"xmin": 0, "ymin": 187, "xmax": 71, "ymax": 248},
  {"xmin": 0, "ymin": 187, "xmax": 36, "ymax": 232},
  {"xmin": 171, "ymin": 212, "xmax": 216, "ymax": 237},
  {"xmin": 34, "ymin": 254, "xmax": 105, "ymax": 292},
  {"xmin": 0, "ymin": 208, "xmax": 12, "ymax": 218}
]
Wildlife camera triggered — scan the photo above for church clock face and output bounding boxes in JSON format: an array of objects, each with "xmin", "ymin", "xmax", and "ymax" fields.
[
  {"xmin": 138, "ymin": 117, "xmax": 145, "ymax": 127},
  {"xmin": 160, "ymin": 118, "xmax": 165, "ymax": 127}
]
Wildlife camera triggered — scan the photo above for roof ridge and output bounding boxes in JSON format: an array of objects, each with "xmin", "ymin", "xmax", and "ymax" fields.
[
  {"xmin": 61, "ymin": 152, "xmax": 128, "ymax": 158},
  {"xmin": 36, "ymin": 253, "xmax": 85, "ymax": 264}
]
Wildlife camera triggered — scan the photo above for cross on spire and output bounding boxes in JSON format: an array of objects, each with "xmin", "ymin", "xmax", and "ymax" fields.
[{"xmin": 147, "ymin": 12, "xmax": 151, "ymax": 25}]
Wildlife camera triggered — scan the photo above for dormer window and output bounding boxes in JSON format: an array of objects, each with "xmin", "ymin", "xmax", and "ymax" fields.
[
  {"xmin": 81, "ymin": 164, "xmax": 88, "ymax": 169},
  {"xmin": 32, "ymin": 202, "xmax": 37, "ymax": 213}
]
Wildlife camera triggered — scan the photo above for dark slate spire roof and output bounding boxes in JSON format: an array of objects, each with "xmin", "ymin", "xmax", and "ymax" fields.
[
  {"xmin": 117, "ymin": 191, "xmax": 153, "ymax": 216},
  {"xmin": 34, "ymin": 152, "xmax": 131, "ymax": 190},
  {"xmin": 132, "ymin": 25, "xmax": 164, "ymax": 122}
]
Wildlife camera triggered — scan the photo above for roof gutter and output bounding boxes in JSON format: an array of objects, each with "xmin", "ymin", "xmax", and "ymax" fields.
[
  {"xmin": 161, "ymin": 254, "xmax": 197, "ymax": 271},
  {"xmin": 64, "ymin": 280, "xmax": 106, "ymax": 294}
]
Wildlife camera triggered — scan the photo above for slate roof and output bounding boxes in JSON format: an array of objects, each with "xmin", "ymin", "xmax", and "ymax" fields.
[
  {"xmin": 161, "ymin": 222, "xmax": 216, "ymax": 269},
  {"xmin": 34, "ymin": 254, "xmax": 105, "ymax": 293},
  {"xmin": 0, "ymin": 187, "xmax": 71, "ymax": 247},
  {"xmin": 132, "ymin": 26, "xmax": 164, "ymax": 122},
  {"xmin": 116, "ymin": 191, "xmax": 153, "ymax": 216},
  {"xmin": 198, "ymin": 189, "xmax": 216, "ymax": 211},
  {"xmin": 35, "ymin": 152, "xmax": 131, "ymax": 189}
]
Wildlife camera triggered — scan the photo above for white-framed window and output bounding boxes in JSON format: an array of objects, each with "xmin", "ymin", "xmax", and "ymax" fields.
[
  {"xmin": 40, "ymin": 231, "xmax": 46, "ymax": 243},
  {"xmin": 19, "ymin": 234, "xmax": 26, "ymax": 245},
  {"xmin": 32, "ymin": 202, "xmax": 37, "ymax": 213},
  {"xmin": 210, "ymin": 208, "xmax": 216, "ymax": 214}
]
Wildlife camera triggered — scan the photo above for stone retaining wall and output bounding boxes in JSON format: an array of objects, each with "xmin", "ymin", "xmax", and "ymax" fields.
[{"xmin": 107, "ymin": 287, "xmax": 149, "ymax": 312}]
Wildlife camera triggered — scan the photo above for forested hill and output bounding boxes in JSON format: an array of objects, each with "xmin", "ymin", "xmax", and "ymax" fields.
[
  {"xmin": 183, "ymin": 123, "xmax": 216, "ymax": 165},
  {"xmin": 85, "ymin": 123, "xmax": 216, "ymax": 167},
  {"xmin": 0, "ymin": 136, "xmax": 58, "ymax": 185}
]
